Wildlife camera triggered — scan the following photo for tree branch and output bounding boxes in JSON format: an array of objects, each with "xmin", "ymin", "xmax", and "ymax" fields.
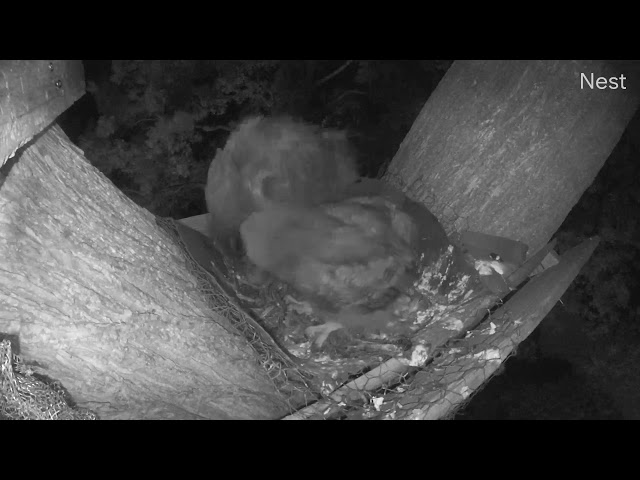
[
  {"xmin": 329, "ymin": 89, "xmax": 367, "ymax": 106},
  {"xmin": 198, "ymin": 125, "xmax": 232, "ymax": 133}
]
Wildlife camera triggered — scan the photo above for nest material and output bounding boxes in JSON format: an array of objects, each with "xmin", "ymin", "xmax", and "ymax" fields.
[{"xmin": 0, "ymin": 339, "xmax": 97, "ymax": 420}]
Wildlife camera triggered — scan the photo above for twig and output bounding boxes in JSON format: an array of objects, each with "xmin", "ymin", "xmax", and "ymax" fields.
[
  {"xmin": 329, "ymin": 89, "xmax": 367, "ymax": 105},
  {"xmin": 198, "ymin": 125, "xmax": 233, "ymax": 133},
  {"xmin": 160, "ymin": 182, "xmax": 205, "ymax": 192},
  {"xmin": 315, "ymin": 60, "xmax": 355, "ymax": 87}
]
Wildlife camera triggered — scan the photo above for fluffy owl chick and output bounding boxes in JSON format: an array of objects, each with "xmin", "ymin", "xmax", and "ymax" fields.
[
  {"xmin": 240, "ymin": 195, "xmax": 420, "ymax": 347},
  {"xmin": 205, "ymin": 116, "xmax": 358, "ymax": 255}
]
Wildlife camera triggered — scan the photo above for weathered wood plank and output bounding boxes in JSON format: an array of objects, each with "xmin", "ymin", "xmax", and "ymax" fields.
[{"xmin": 0, "ymin": 60, "xmax": 85, "ymax": 167}]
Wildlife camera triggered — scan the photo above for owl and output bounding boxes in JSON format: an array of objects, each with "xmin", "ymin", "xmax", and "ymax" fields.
[{"xmin": 205, "ymin": 116, "xmax": 358, "ymax": 256}]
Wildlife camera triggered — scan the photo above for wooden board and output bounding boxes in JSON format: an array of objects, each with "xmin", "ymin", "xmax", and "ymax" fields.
[{"xmin": 0, "ymin": 60, "xmax": 85, "ymax": 167}]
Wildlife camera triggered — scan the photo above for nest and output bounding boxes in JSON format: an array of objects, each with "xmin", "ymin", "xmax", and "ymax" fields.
[
  {"xmin": 0, "ymin": 339, "xmax": 97, "ymax": 420},
  {"xmin": 167, "ymin": 216, "xmax": 507, "ymax": 419}
]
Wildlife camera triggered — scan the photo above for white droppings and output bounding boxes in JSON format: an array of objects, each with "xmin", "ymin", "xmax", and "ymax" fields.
[
  {"xmin": 475, "ymin": 259, "xmax": 507, "ymax": 276},
  {"xmin": 473, "ymin": 348, "xmax": 501, "ymax": 361},
  {"xmin": 415, "ymin": 310, "xmax": 432, "ymax": 324},
  {"xmin": 443, "ymin": 318, "xmax": 464, "ymax": 331},
  {"xmin": 409, "ymin": 344, "xmax": 429, "ymax": 367},
  {"xmin": 287, "ymin": 341, "xmax": 312, "ymax": 358},
  {"xmin": 447, "ymin": 274, "xmax": 471, "ymax": 301},
  {"xmin": 460, "ymin": 386, "xmax": 471, "ymax": 399}
]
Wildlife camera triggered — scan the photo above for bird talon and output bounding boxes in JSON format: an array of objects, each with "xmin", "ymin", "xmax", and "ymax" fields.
[{"xmin": 305, "ymin": 321, "xmax": 344, "ymax": 349}]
